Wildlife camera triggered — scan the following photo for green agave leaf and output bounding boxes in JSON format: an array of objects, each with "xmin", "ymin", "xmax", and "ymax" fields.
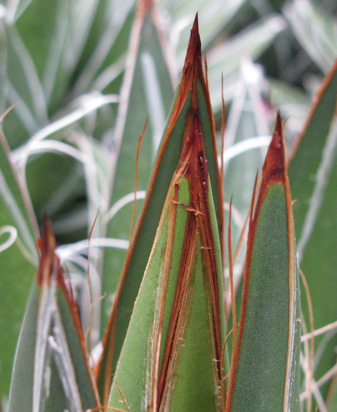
[
  {"xmin": 8, "ymin": 220, "xmax": 100, "ymax": 412},
  {"xmin": 100, "ymin": 0, "xmax": 175, "ymax": 329},
  {"xmin": 288, "ymin": 58, "xmax": 337, "ymax": 408},
  {"xmin": 98, "ymin": 17, "xmax": 223, "ymax": 403},
  {"xmin": 0, "ymin": 131, "xmax": 38, "ymax": 397},
  {"xmin": 109, "ymin": 97, "xmax": 225, "ymax": 412},
  {"xmin": 226, "ymin": 115, "xmax": 301, "ymax": 412}
]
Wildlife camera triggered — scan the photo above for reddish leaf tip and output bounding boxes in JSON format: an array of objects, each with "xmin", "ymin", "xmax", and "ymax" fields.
[
  {"xmin": 192, "ymin": 13, "xmax": 199, "ymax": 32},
  {"xmin": 36, "ymin": 219, "xmax": 55, "ymax": 284},
  {"xmin": 262, "ymin": 112, "xmax": 286, "ymax": 186},
  {"xmin": 142, "ymin": 0, "xmax": 152, "ymax": 13},
  {"xmin": 184, "ymin": 14, "xmax": 201, "ymax": 69}
]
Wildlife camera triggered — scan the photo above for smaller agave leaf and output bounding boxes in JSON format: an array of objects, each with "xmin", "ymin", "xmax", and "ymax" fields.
[
  {"xmin": 288, "ymin": 58, "xmax": 337, "ymax": 407},
  {"xmin": 8, "ymin": 220, "xmax": 100, "ymax": 412},
  {"xmin": 0, "ymin": 130, "xmax": 38, "ymax": 396},
  {"xmin": 226, "ymin": 114, "xmax": 301, "ymax": 412},
  {"xmin": 109, "ymin": 97, "xmax": 225, "ymax": 412},
  {"xmin": 97, "ymin": 15, "xmax": 223, "ymax": 403}
]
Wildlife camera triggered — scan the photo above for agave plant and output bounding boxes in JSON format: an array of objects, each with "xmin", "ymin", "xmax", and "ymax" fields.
[{"xmin": 0, "ymin": 1, "xmax": 337, "ymax": 411}]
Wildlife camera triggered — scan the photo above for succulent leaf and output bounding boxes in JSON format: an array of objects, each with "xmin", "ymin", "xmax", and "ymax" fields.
[
  {"xmin": 98, "ymin": 15, "xmax": 224, "ymax": 404},
  {"xmin": 226, "ymin": 114, "xmax": 301, "ymax": 412},
  {"xmin": 8, "ymin": 220, "xmax": 100, "ymax": 412},
  {"xmin": 109, "ymin": 73, "xmax": 225, "ymax": 412}
]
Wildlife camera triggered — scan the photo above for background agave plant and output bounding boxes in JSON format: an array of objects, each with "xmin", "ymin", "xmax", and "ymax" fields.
[{"xmin": 0, "ymin": 0, "xmax": 337, "ymax": 411}]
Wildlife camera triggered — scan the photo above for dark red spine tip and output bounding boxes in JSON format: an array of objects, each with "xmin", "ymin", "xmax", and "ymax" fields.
[{"xmin": 261, "ymin": 111, "xmax": 286, "ymax": 186}]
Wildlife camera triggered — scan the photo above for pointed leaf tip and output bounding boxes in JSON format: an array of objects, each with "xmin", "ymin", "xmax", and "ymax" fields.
[
  {"xmin": 192, "ymin": 13, "xmax": 199, "ymax": 32},
  {"xmin": 262, "ymin": 112, "xmax": 286, "ymax": 186},
  {"xmin": 140, "ymin": 0, "xmax": 152, "ymax": 14},
  {"xmin": 36, "ymin": 219, "xmax": 71, "ymax": 296},
  {"xmin": 184, "ymin": 14, "xmax": 201, "ymax": 68}
]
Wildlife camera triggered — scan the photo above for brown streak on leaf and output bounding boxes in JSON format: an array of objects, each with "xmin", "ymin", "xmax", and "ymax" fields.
[
  {"xmin": 129, "ymin": 117, "xmax": 148, "ymax": 243},
  {"xmin": 228, "ymin": 198, "xmax": 237, "ymax": 366},
  {"xmin": 116, "ymin": 381, "xmax": 131, "ymax": 412},
  {"xmin": 157, "ymin": 112, "xmax": 224, "ymax": 409},
  {"xmin": 151, "ymin": 184, "xmax": 179, "ymax": 411},
  {"xmin": 0, "ymin": 102, "xmax": 21, "ymax": 123},
  {"xmin": 221, "ymin": 324, "xmax": 240, "ymax": 381},
  {"xmin": 157, "ymin": 210, "xmax": 198, "ymax": 408}
]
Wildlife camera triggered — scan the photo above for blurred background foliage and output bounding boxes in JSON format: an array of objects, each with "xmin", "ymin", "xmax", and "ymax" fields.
[
  {"xmin": 0, "ymin": 0, "xmax": 336, "ymax": 410},
  {"xmin": 0, "ymin": 0, "xmax": 336, "ymax": 241},
  {"xmin": 1, "ymin": 0, "xmax": 336, "ymax": 238}
]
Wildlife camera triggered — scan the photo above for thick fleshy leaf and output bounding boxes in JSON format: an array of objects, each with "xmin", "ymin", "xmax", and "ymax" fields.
[
  {"xmin": 8, "ymin": 221, "xmax": 100, "ymax": 412},
  {"xmin": 0, "ymin": 131, "xmax": 38, "ymax": 397},
  {"xmin": 100, "ymin": 0, "xmax": 174, "ymax": 329},
  {"xmin": 109, "ymin": 94, "xmax": 225, "ymax": 412},
  {"xmin": 288, "ymin": 58, "xmax": 337, "ymax": 408},
  {"xmin": 226, "ymin": 115, "xmax": 301, "ymax": 412},
  {"xmin": 98, "ymin": 17, "xmax": 223, "ymax": 403}
]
